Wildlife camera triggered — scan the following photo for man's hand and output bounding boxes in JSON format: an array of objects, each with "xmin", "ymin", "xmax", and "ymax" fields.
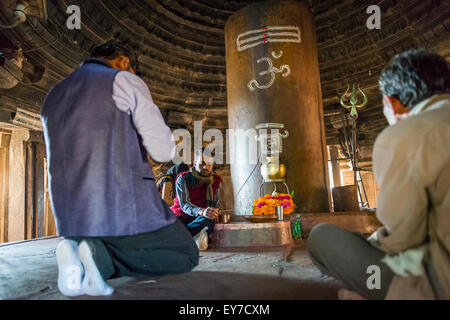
[{"xmin": 201, "ymin": 207, "xmax": 219, "ymax": 221}]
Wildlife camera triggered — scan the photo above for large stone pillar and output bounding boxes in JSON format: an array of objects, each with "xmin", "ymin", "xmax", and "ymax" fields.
[{"xmin": 225, "ymin": 0, "xmax": 330, "ymax": 214}]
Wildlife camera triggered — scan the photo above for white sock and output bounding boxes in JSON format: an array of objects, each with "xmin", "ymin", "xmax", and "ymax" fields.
[
  {"xmin": 56, "ymin": 239, "xmax": 85, "ymax": 297},
  {"xmin": 78, "ymin": 241, "xmax": 114, "ymax": 296}
]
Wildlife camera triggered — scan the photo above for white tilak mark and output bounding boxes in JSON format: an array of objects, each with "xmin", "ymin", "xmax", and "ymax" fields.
[{"xmin": 236, "ymin": 26, "xmax": 301, "ymax": 52}]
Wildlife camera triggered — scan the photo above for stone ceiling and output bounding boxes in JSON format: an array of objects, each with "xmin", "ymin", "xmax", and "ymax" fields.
[{"xmin": 0, "ymin": 0, "xmax": 449, "ymax": 164}]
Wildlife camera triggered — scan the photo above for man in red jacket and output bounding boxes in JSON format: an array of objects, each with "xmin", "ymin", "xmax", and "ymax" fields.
[{"xmin": 171, "ymin": 147, "xmax": 222, "ymax": 239}]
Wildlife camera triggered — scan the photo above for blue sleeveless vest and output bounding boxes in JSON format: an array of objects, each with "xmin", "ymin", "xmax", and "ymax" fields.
[{"xmin": 41, "ymin": 60, "xmax": 176, "ymax": 237}]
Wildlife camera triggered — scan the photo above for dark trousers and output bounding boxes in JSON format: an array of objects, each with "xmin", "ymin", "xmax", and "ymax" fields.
[
  {"xmin": 67, "ymin": 219, "xmax": 199, "ymax": 281},
  {"xmin": 307, "ymin": 223, "xmax": 395, "ymax": 300},
  {"xmin": 177, "ymin": 215, "xmax": 215, "ymax": 237}
]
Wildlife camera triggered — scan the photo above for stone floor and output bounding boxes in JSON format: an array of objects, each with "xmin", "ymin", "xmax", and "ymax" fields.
[{"xmin": 0, "ymin": 237, "xmax": 344, "ymax": 300}]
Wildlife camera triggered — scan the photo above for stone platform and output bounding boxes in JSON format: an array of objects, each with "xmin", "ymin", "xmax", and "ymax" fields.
[
  {"xmin": 212, "ymin": 221, "xmax": 293, "ymax": 247},
  {"xmin": 212, "ymin": 211, "xmax": 381, "ymax": 248}
]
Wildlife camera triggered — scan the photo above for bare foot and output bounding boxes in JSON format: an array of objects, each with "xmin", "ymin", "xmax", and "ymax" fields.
[
  {"xmin": 78, "ymin": 241, "xmax": 114, "ymax": 296},
  {"xmin": 338, "ymin": 288, "xmax": 367, "ymax": 300},
  {"xmin": 56, "ymin": 240, "xmax": 85, "ymax": 296}
]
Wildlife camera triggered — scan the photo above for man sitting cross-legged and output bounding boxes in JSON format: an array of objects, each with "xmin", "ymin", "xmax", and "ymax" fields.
[
  {"xmin": 171, "ymin": 148, "xmax": 223, "ymax": 246},
  {"xmin": 307, "ymin": 49, "xmax": 450, "ymax": 300}
]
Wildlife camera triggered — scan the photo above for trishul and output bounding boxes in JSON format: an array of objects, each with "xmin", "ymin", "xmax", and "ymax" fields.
[{"xmin": 340, "ymin": 84, "xmax": 368, "ymax": 117}]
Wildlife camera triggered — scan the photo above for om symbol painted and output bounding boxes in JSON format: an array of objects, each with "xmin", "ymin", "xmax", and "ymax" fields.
[{"xmin": 247, "ymin": 51, "xmax": 291, "ymax": 92}]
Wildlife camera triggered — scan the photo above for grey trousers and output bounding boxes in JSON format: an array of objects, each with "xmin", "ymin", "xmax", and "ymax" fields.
[
  {"xmin": 307, "ymin": 223, "xmax": 395, "ymax": 300},
  {"xmin": 67, "ymin": 219, "xmax": 199, "ymax": 281}
]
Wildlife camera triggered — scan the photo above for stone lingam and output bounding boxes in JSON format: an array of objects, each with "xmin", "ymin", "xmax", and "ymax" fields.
[
  {"xmin": 213, "ymin": 0, "xmax": 330, "ymax": 247},
  {"xmin": 225, "ymin": 0, "xmax": 331, "ymax": 218}
]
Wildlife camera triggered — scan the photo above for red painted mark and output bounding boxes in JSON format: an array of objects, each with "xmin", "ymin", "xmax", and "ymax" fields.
[
  {"xmin": 264, "ymin": 34, "xmax": 267, "ymax": 36},
  {"xmin": 264, "ymin": 40, "xmax": 267, "ymax": 43}
]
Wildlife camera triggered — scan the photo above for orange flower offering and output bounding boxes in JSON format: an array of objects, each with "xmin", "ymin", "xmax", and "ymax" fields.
[{"xmin": 252, "ymin": 193, "xmax": 295, "ymax": 215}]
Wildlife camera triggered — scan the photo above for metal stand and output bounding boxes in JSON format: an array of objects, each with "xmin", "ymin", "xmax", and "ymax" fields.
[
  {"xmin": 339, "ymin": 84, "xmax": 370, "ymax": 209},
  {"xmin": 339, "ymin": 113, "xmax": 370, "ymax": 208},
  {"xmin": 259, "ymin": 179, "xmax": 290, "ymax": 197}
]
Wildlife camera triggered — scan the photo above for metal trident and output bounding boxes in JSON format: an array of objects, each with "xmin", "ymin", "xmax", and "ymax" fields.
[{"xmin": 340, "ymin": 83, "xmax": 368, "ymax": 117}]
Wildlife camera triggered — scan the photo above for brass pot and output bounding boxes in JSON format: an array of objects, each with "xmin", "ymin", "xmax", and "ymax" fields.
[
  {"xmin": 260, "ymin": 162, "xmax": 286, "ymax": 180},
  {"xmin": 220, "ymin": 213, "xmax": 231, "ymax": 224}
]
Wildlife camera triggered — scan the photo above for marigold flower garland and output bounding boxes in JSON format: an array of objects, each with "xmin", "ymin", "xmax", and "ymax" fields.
[{"xmin": 252, "ymin": 192, "xmax": 295, "ymax": 215}]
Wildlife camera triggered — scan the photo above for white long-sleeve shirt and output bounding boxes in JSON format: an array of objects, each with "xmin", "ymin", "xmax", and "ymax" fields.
[{"xmin": 112, "ymin": 70, "xmax": 175, "ymax": 162}]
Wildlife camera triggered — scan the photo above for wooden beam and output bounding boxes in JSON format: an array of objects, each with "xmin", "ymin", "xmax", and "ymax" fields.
[
  {"xmin": 43, "ymin": 158, "xmax": 56, "ymax": 237},
  {"xmin": 0, "ymin": 133, "xmax": 11, "ymax": 243},
  {"xmin": 35, "ymin": 141, "xmax": 46, "ymax": 238}
]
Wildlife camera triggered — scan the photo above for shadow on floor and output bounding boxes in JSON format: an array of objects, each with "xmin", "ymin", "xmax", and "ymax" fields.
[{"xmin": 18, "ymin": 270, "xmax": 342, "ymax": 300}]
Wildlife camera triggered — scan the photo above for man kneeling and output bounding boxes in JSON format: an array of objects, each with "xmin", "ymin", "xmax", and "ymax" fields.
[{"xmin": 42, "ymin": 41, "xmax": 199, "ymax": 297}]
